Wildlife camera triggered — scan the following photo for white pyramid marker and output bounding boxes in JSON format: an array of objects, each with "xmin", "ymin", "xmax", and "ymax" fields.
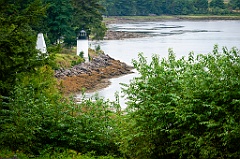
[{"xmin": 36, "ymin": 33, "xmax": 47, "ymax": 54}]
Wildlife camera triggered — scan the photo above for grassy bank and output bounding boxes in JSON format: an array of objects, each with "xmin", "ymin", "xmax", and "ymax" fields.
[{"xmin": 53, "ymin": 48, "xmax": 101, "ymax": 69}]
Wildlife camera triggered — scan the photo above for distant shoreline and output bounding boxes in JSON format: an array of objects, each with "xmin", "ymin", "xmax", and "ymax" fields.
[
  {"xmin": 103, "ymin": 15, "xmax": 240, "ymax": 40},
  {"xmin": 104, "ymin": 15, "xmax": 240, "ymax": 24}
]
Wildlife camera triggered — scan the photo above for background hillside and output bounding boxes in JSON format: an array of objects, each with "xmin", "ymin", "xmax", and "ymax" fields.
[{"xmin": 100, "ymin": 0, "xmax": 240, "ymax": 16}]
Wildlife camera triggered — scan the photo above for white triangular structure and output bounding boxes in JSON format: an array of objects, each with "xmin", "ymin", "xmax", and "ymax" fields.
[{"xmin": 36, "ymin": 33, "xmax": 47, "ymax": 54}]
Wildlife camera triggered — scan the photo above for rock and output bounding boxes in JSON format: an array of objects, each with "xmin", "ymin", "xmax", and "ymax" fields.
[
  {"xmin": 55, "ymin": 53, "xmax": 133, "ymax": 79},
  {"xmin": 55, "ymin": 54, "xmax": 134, "ymax": 94}
]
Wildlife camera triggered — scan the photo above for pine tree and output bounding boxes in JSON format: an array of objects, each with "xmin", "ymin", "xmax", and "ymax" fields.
[
  {"xmin": 0, "ymin": 0, "xmax": 46, "ymax": 97},
  {"xmin": 71, "ymin": 0, "xmax": 106, "ymax": 40},
  {"xmin": 210, "ymin": 0, "xmax": 225, "ymax": 9},
  {"xmin": 43, "ymin": 0, "xmax": 74, "ymax": 44}
]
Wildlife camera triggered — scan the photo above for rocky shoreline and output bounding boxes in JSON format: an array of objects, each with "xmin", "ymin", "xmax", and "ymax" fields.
[{"xmin": 55, "ymin": 54, "xmax": 134, "ymax": 94}]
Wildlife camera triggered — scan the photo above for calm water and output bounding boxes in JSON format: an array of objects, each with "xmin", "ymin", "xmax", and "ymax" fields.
[{"xmin": 78, "ymin": 20, "xmax": 240, "ymax": 109}]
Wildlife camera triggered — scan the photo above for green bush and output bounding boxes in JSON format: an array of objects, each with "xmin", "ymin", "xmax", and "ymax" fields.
[
  {"xmin": 0, "ymin": 148, "xmax": 123, "ymax": 159},
  {"xmin": 0, "ymin": 65, "xmax": 65, "ymax": 154},
  {"xmin": 67, "ymin": 94, "xmax": 122, "ymax": 156},
  {"xmin": 0, "ymin": 65, "xmax": 121, "ymax": 156},
  {"xmin": 121, "ymin": 45, "xmax": 240, "ymax": 158}
]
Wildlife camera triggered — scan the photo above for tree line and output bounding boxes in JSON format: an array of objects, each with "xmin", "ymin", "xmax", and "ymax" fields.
[
  {"xmin": 42, "ymin": 0, "xmax": 107, "ymax": 45},
  {"xmin": 100, "ymin": 0, "xmax": 240, "ymax": 16},
  {"xmin": 0, "ymin": 0, "xmax": 106, "ymax": 47}
]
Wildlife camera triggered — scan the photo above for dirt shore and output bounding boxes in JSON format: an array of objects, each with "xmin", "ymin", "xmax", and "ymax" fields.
[{"xmin": 56, "ymin": 54, "xmax": 134, "ymax": 95}]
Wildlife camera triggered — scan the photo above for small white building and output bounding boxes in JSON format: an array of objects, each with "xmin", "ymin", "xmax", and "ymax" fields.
[
  {"xmin": 77, "ymin": 30, "xmax": 89, "ymax": 62},
  {"xmin": 36, "ymin": 33, "xmax": 47, "ymax": 54}
]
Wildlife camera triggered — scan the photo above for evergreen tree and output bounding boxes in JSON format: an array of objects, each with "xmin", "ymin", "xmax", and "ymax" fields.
[
  {"xmin": 43, "ymin": 0, "xmax": 74, "ymax": 44},
  {"xmin": 100, "ymin": 0, "xmax": 118, "ymax": 16},
  {"xmin": 135, "ymin": 0, "xmax": 152, "ymax": 15},
  {"xmin": 151, "ymin": 0, "xmax": 166, "ymax": 15},
  {"xmin": 115, "ymin": 0, "xmax": 136, "ymax": 16},
  {"xmin": 194, "ymin": 0, "xmax": 208, "ymax": 13},
  {"xmin": 0, "ymin": 0, "xmax": 46, "ymax": 97},
  {"xmin": 210, "ymin": 0, "xmax": 225, "ymax": 9},
  {"xmin": 229, "ymin": 0, "xmax": 240, "ymax": 9},
  {"xmin": 71, "ymin": 0, "xmax": 106, "ymax": 40}
]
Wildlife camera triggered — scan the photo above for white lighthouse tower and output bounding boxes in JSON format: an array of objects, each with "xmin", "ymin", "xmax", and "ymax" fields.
[
  {"xmin": 77, "ymin": 29, "xmax": 89, "ymax": 62},
  {"xmin": 36, "ymin": 33, "xmax": 47, "ymax": 54}
]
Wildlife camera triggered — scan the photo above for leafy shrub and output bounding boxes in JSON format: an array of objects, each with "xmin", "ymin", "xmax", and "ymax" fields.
[
  {"xmin": 0, "ymin": 148, "xmax": 123, "ymax": 159},
  {"xmin": 0, "ymin": 65, "xmax": 64, "ymax": 154},
  {"xmin": 79, "ymin": 51, "xmax": 84, "ymax": 59},
  {"xmin": 0, "ymin": 65, "xmax": 121, "ymax": 156},
  {"xmin": 67, "ymin": 94, "xmax": 122, "ymax": 156},
  {"xmin": 121, "ymin": 45, "xmax": 240, "ymax": 158}
]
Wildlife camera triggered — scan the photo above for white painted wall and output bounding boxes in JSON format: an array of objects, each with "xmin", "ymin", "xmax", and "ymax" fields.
[{"xmin": 77, "ymin": 39, "xmax": 89, "ymax": 62}]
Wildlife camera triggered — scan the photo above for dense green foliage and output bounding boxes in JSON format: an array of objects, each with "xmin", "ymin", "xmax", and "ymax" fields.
[
  {"xmin": 0, "ymin": 0, "xmax": 106, "ymax": 96},
  {"xmin": 210, "ymin": 0, "xmax": 225, "ymax": 9},
  {"xmin": 0, "ymin": 0, "xmax": 47, "ymax": 97},
  {"xmin": 43, "ymin": 0, "xmax": 73, "ymax": 44},
  {"xmin": 121, "ymin": 45, "xmax": 240, "ymax": 158},
  {"xmin": 0, "ymin": 149, "xmax": 123, "ymax": 159},
  {"xmin": 42, "ymin": 0, "xmax": 106, "ymax": 45},
  {"xmin": 0, "ymin": 0, "xmax": 106, "ymax": 48},
  {"xmin": 0, "ymin": 0, "xmax": 116, "ymax": 157},
  {"xmin": 230, "ymin": 0, "xmax": 240, "ymax": 9},
  {"xmin": 71, "ymin": 0, "xmax": 107, "ymax": 41},
  {"xmin": 1, "ymin": 66, "xmax": 60, "ymax": 154},
  {"xmin": 1, "ymin": 81, "xmax": 121, "ymax": 155},
  {"xmin": 100, "ymin": 0, "xmax": 239, "ymax": 16},
  {"xmin": 1, "ymin": 0, "xmax": 240, "ymax": 158}
]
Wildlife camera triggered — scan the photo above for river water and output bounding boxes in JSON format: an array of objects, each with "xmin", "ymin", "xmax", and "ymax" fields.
[{"xmin": 78, "ymin": 20, "xmax": 240, "ymax": 109}]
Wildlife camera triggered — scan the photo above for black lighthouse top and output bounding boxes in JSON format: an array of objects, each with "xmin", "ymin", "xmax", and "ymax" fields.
[{"xmin": 78, "ymin": 29, "xmax": 88, "ymax": 40}]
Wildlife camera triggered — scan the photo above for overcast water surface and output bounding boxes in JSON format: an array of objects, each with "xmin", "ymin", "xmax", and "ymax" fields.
[{"xmin": 77, "ymin": 20, "xmax": 240, "ymax": 109}]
